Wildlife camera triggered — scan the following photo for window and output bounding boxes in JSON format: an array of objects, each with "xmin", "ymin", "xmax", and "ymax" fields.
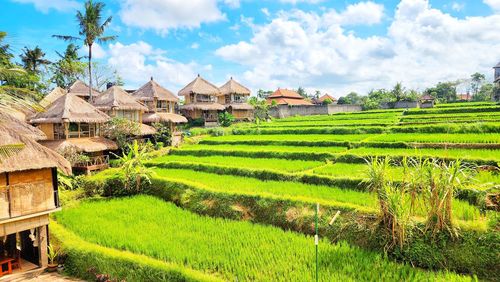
[{"xmin": 53, "ymin": 123, "xmax": 66, "ymax": 140}]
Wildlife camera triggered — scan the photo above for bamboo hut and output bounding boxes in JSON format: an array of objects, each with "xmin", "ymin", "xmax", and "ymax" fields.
[
  {"xmin": 29, "ymin": 94, "xmax": 117, "ymax": 174},
  {"xmin": 218, "ymin": 77, "xmax": 254, "ymax": 121},
  {"xmin": 266, "ymin": 88, "xmax": 313, "ymax": 106},
  {"xmin": 0, "ymin": 111, "xmax": 47, "ymax": 141},
  {"xmin": 132, "ymin": 78, "xmax": 187, "ymax": 144},
  {"xmin": 0, "ymin": 124, "xmax": 71, "ymax": 275},
  {"xmin": 179, "ymin": 74, "xmax": 225, "ymax": 127},
  {"xmin": 67, "ymin": 80, "xmax": 101, "ymax": 102},
  {"xmin": 93, "ymin": 85, "xmax": 157, "ymax": 137}
]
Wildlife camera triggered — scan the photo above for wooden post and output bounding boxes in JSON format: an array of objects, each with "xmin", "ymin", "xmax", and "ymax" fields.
[
  {"xmin": 38, "ymin": 225, "xmax": 48, "ymax": 268},
  {"xmin": 64, "ymin": 122, "xmax": 69, "ymax": 139}
]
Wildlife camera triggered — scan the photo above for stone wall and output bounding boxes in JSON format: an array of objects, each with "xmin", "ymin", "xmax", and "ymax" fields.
[
  {"xmin": 269, "ymin": 104, "xmax": 362, "ymax": 119},
  {"xmin": 380, "ymin": 101, "xmax": 419, "ymax": 109}
]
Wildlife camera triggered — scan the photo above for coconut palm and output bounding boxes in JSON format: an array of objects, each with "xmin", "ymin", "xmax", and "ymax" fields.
[
  {"xmin": 20, "ymin": 46, "xmax": 51, "ymax": 74},
  {"xmin": 53, "ymin": 0, "xmax": 116, "ymax": 102}
]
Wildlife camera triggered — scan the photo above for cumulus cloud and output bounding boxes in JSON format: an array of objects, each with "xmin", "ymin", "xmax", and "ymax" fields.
[
  {"xmin": 11, "ymin": 0, "xmax": 79, "ymax": 13},
  {"xmin": 107, "ymin": 41, "xmax": 200, "ymax": 90},
  {"xmin": 222, "ymin": 0, "xmax": 240, "ymax": 9},
  {"xmin": 338, "ymin": 1, "xmax": 385, "ymax": 25},
  {"xmin": 279, "ymin": 0, "xmax": 323, "ymax": 4},
  {"xmin": 119, "ymin": 0, "xmax": 225, "ymax": 34},
  {"xmin": 215, "ymin": 0, "xmax": 500, "ymax": 96},
  {"xmin": 80, "ymin": 43, "xmax": 107, "ymax": 60},
  {"xmin": 484, "ymin": 0, "xmax": 500, "ymax": 12}
]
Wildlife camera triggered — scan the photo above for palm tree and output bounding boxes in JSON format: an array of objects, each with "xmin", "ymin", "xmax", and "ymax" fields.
[
  {"xmin": 20, "ymin": 46, "xmax": 51, "ymax": 74},
  {"xmin": 53, "ymin": 0, "xmax": 116, "ymax": 102}
]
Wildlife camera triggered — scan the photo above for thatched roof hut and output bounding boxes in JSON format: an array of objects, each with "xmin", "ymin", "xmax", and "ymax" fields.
[
  {"xmin": 40, "ymin": 87, "xmax": 67, "ymax": 108},
  {"xmin": 219, "ymin": 77, "xmax": 251, "ymax": 96},
  {"xmin": 142, "ymin": 112, "xmax": 188, "ymax": 124},
  {"xmin": 68, "ymin": 80, "xmax": 101, "ymax": 97},
  {"xmin": 93, "ymin": 86, "xmax": 148, "ymax": 111},
  {"xmin": 0, "ymin": 123, "xmax": 71, "ymax": 174},
  {"xmin": 40, "ymin": 137, "xmax": 118, "ymax": 153},
  {"xmin": 30, "ymin": 94, "xmax": 110, "ymax": 124},
  {"xmin": 178, "ymin": 74, "xmax": 220, "ymax": 96},
  {"xmin": 132, "ymin": 77, "xmax": 179, "ymax": 102},
  {"xmin": 0, "ymin": 111, "xmax": 47, "ymax": 141}
]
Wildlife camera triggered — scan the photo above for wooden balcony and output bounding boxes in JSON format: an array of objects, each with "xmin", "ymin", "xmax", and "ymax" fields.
[{"xmin": 73, "ymin": 155, "xmax": 110, "ymax": 174}]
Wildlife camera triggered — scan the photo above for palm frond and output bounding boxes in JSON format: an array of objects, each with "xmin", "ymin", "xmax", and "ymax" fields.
[{"xmin": 52, "ymin": 35, "xmax": 80, "ymax": 42}]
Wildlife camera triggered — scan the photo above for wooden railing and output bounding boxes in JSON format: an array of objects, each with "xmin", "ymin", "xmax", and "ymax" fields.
[{"xmin": 74, "ymin": 155, "xmax": 109, "ymax": 168}]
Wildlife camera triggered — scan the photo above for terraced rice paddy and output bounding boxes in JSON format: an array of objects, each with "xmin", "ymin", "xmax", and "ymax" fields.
[{"xmin": 56, "ymin": 196, "xmax": 474, "ymax": 281}]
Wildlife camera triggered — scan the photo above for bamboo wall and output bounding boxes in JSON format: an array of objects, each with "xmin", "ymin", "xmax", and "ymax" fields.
[
  {"xmin": 0, "ymin": 168, "xmax": 55, "ymax": 220},
  {"xmin": 37, "ymin": 123, "xmax": 54, "ymax": 140},
  {"xmin": 231, "ymin": 109, "xmax": 253, "ymax": 119}
]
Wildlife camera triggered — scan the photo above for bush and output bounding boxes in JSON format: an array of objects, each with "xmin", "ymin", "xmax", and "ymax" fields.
[
  {"xmin": 152, "ymin": 122, "xmax": 171, "ymax": 146},
  {"xmin": 218, "ymin": 112, "xmax": 235, "ymax": 127},
  {"xmin": 188, "ymin": 118, "xmax": 205, "ymax": 127}
]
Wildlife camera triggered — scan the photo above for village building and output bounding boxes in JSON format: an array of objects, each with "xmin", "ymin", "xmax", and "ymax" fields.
[
  {"xmin": 67, "ymin": 80, "xmax": 101, "ymax": 102},
  {"xmin": 132, "ymin": 78, "xmax": 187, "ymax": 144},
  {"xmin": 419, "ymin": 94, "xmax": 436, "ymax": 108},
  {"xmin": 493, "ymin": 61, "xmax": 500, "ymax": 102},
  {"xmin": 312, "ymin": 94, "xmax": 337, "ymax": 105},
  {"xmin": 179, "ymin": 74, "xmax": 225, "ymax": 127},
  {"xmin": 93, "ymin": 85, "xmax": 157, "ymax": 137},
  {"xmin": 218, "ymin": 77, "xmax": 254, "ymax": 121},
  {"xmin": 39, "ymin": 87, "xmax": 67, "ymax": 109},
  {"xmin": 266, "ymin": 88, "xmax": 313, "ymax": 106},
  {"xmin": 29, "ymin": 94, "xmax": 117, "ymax": 174},
  {"xmin": 0, "ymin": 122, "xmax": 71, "ymax": 276}
]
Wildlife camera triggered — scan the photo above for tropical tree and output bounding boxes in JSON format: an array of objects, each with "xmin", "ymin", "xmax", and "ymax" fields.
[
  {"xmin": 20, "ymin": 46, "xmax": 51, "ymax": 74},
  {"xmin": 53, "ymin": 0, "xmax": 116, "ymax": 102},
  {"xmin": 117, "ymin": 140, "xmax": 153, "ymax": 193},
  {"xmin": 51, "ymin": 43, "xmax": 86, "ymax": 88},
  {"xmin": 470, "ymin": 72, "xmax": 485, "ymax": 96}
]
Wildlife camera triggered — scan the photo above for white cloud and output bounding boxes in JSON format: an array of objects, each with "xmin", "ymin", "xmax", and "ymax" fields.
[
  {"xmin": 80, "ymin": 43, "xmax": 107, "ymax": 60},
  {"xmin": 451, "ymin": 2, "xmax": 464, "ymax": 12},
  {"xmin": 279, "ymin": 0, "xmax": 323, "ymax": 4},
  {"xmin": 11, "ymin": 0, "xmax": 79, "ymax": 13},
  {"xmin": 222, "ymin": 0, "xmax": 240, "ymax": 9},
  {"xmin": 339, "ymin": 1, "xmax": 384, "ymax": 25},
  {"xmin": 261, "ymin": 8, "xmax": 271, "ymax": 17},
  {"xmin": 107, "ymin": 41, "xmax": 201, "ymax": 90},
  {"xmin": 484, "ymin": 0, "xmax": 500, "ymax": 12},
  {"xmin": 119, "ymin": 0, "xmax": 225, "ymax": 34},
  {"xmin": 215, "ymin": 0, "xmax": 500, "ymax": 96},
  {"xmin": 191, "ymin": 43, "xmax": 200, "ymax": 49}
]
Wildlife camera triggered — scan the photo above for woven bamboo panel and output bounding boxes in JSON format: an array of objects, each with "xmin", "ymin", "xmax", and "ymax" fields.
[
  {"xmin": 0, "ymin": 186, "xmax": 8, "ymax": 219},
  {"xmin": 9, "ymin": 181, "xmax": 55, "ymax": 218}
]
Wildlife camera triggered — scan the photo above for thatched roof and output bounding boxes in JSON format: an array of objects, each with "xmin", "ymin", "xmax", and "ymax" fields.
[
  {"xmin": 138, "ymin": 123, "xmax": 157, "ymax": 135},
  {"xmin": 132, "ymin": 78, "xmax": 179, "ymax": 102},
  {"xmin": 219, "ymin": 77, "xmax": 251, "ymax": 96},
  {"xmin": 0, "ymin": 111, "xmax": 47, "ymax": 141},
  {"xmin": 178, "ymin": 75, "xmax": 220, "ymax": 96},
  {"xmin": 40, "ymin": 137, "xmax": 118, "ymax": 153},
  {"xmin": 181, "ymin": 103, "xmax": 225, "ymax": 111},
  {"xmin": 68, "ymin": 80, "xmax": 101, "ymax": 97},
  {"xmin": 40, "ymin": 87, "xmax": 67, "ymax": 108},
  {"xmin": 0, "ymin": 123, "xmax": 71, "ymax": 174},
  {"xmin": 268, "ymin": 88, "xmax": 304, "ymax": 99},
  {"xmin": 142, "ymin": 112, "xmax": 188, "ymax": 124},
  {"xmin": 227, "ymin": 103, "xmax": 254, "ymax": 110},
  {"xmin": 30, "ymin": 94, "xmax": 110, "ymax": 124},
  {"xmin": 420, "ymin": 94, "xmax": 435, "ymax": 101},
  {"xmin": 93, "ymin": 86, "xmax": 148, "ymax": 111}
]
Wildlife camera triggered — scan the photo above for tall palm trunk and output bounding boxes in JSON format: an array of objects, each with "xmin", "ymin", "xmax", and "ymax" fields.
[{"xmin": 88, "ymin": 43, "xmax": 93, "ymax": 102}]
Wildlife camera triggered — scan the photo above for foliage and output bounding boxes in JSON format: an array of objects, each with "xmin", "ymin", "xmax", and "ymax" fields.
[
  {"xmin": 152, "ymin": 122, "xmax": 171, "ymax": 146},
  {"xmin": 322, "ymin": 98, "xmax": 333, "ymax": 105},
  {"xmin": 20, "ymin": 46, "xmax": 51, "ymax": 74},
  {"xmin": 470, "ymin": 72, "xmax": 486, "ymax": 96},
  {"xmin": 218, "ymin": 111, "xmax": 234, "ymax": 127},
  {"xmin": 296, "ymin": 86, "xmax": 307, "ymax": 97},
  {"xmin": 425, "ymin": 81, "xmax": 459, "ymax": 103},
  {"xmin": 116, "ymin": 140, "xmax": 154, "ymax": 193},
  {"xmin": 57, "ymin": 147, "xmax": 90, "ymax": 166},
  {"xmin": 337, "ymin": 92, "xmax": 361, "ymax": 105},
  {"xmin": 55, "ymin": 196, "xmax": 474, "ymax": 281},
  {"xmin": 248, "ymin": 96, "xmax": 270, "ymax": 120},
  {"xmin": 53, "ymin": 0, "xmax": 117, "ymax": 100},
  {"xmin": 473, "ymin": 83, "xmax": 494, "ymax": 102},
  {"xmin": 51, "ymin": 43, "xmax": 86, "ymax": 88},
  {"xmin": 47, "ymin": 244, "xmax": 60, "ymax": 265},
  {"xmin": 101, "ymin": 117, "xmax": 140, "ymax": 150}
]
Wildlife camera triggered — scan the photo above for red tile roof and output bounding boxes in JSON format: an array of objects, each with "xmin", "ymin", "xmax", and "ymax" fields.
[
  {"xmin": 266, "ymin": 97, "xmax": 313, "ymax": 106},
  {"xmin": 267, "ymin": 88, "xmax": 304, "ymax": 99},
  {"xmin": 318, "ymin": 94, "xmax": 336, "ymax": 103}
]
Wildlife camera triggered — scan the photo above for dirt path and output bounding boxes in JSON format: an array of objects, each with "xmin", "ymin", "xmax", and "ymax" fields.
[{"xmin": 1, "ymin": 272, "xmax": 84, "ymax": 282}]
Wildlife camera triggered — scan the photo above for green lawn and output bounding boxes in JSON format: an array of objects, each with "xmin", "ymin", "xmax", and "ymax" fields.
[{"xmin": 56, "ymin": 196, "xmax": 473, "ymax": 281}]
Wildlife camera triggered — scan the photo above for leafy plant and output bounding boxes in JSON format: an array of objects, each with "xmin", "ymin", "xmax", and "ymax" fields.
[
  {"xmin": 218, "ymin": 112, "xmax": 234, "ymax": 127},
  {"xmin": 116, "ymin": 140, "xmax": 154, "ymax": 193},
  {"xmin": 152, "ymin": 122, "xmax": 171, "ymax": 146},
  {"xmin": 48, "ymin": 244, "xmax": 60, "ymax": 265}
]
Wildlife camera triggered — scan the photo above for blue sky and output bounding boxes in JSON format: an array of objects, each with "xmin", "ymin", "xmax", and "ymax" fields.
[{"xmin": 1, "ymin": 0, "xmax": 500, "ymax": 96}]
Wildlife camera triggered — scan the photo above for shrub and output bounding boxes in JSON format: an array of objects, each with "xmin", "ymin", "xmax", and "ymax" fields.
[
  {"xmin": 218, "ymin": 112, "xmax": 235, "ymax": 127},
  {"xmin": 152, "ymin": 122, "xmax": 172, "ymax": 146}
]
